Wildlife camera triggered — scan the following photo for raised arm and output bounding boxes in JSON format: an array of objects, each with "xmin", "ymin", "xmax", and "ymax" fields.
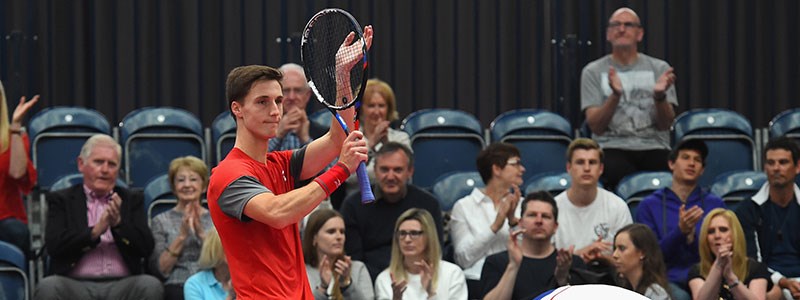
[
  {"xmin": 8, "ymin": 95, "xmax": 38, "ymax": 179},
  {"xmin": 300, "ymin": 25, "xmax": 374, "ymax": 180},
  {"xmin": 244, "ymin": 132, "xmax": 367, "ymax": 229}
]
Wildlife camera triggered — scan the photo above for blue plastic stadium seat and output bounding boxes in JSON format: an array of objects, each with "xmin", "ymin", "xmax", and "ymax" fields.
[
  {"xmin": 401, "ymin": 109, "xmax": 485, "ymax": 188},
  {"xmin": 27, "ymin": 107, "xmax": 111, "ymax": 190},
  {"xmin": 120, "ymin": 107, "xmax": 206, "ymax": 188},
  {"xmin": 431, "ymin": 171, "xmax": 485, "ymax": 212},
  {"xmin": 672, "ymin": 109, "xmax": 756, "ymax": 187},
  {"xmin": 710, "ymin": 171, "xmax": 766, "ymax": 210},
  {"xmin": 769, "ymin": 108, "xmax": 800, "ymax": 139},
  {"xmin": 0, "ymin": 240, "xmax": 29, "ymax": 300},
  {"xmin": 490, "ymin": 109, "xmax": 572, "ymax": 183},
  {"xmin": 143, "ymin": 174, "xmax": 176, "ymax": 225},
  {"xmin": 211, "ymin": 111, "xmax": 236, "ymax": 165},
  {"xmin": 615, "ymin": 171, "xmax": 673, "ymax": 216},
  {"xmin": 524, "ymin": 172, "xmax": 572, "ymax": 197},
  {"xmin": 309, "ymin": 108, "xmax": 332, "ymax": 133}
]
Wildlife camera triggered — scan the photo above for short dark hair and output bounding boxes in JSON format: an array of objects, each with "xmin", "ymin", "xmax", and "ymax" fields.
[
  {"xmin": 476, "ymin": 142, "xmax": 521, "ymax": 184},
  {"xmin": 764, "ymin": 136, "xmax": 800, "ymax": 164},
  {"xmin": 225, "ymin": 65, "xmax": 283, "ymax": 115},
  {"xmin": 668, "ymin": 139, "xmax": 708, "ymax": 166},
  {"xmin": 520, "ymin": 190, "xmax": 558, "ymax": 221},
  {"xmin": 375, "ymin": 142, "xmax": 414, "ymax": 167}
]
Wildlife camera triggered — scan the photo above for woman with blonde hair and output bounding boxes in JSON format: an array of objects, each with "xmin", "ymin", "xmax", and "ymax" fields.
[
  {"xmin": 688, "ymin": 208, "xmax": 772, "ymax": 300},
  {"xmin": 302, "ymin": 208, "xmax": 373, "ymax": 299},
  {"xmin": 345, "ymin": 78, "xmax": 411, "ymax": 197},
  {"xmin": 184, "ymin": 229, "xmax": 233, "ymax": 300},
  {"xmin": 375, "ymin": 208, "xmax": 467, "ymax": 300},
  {"xmin": 0, "ymin": 81, "xmax": 38, "ymax": 258},
  {"xmin": 150, "ymin": 156, "xmax": 215, "ymax": 299}
]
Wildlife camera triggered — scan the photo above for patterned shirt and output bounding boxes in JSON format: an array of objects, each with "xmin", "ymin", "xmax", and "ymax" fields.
[{"xmin": 69, "ymin": 185, "xmax": 129, "ymax": 278}]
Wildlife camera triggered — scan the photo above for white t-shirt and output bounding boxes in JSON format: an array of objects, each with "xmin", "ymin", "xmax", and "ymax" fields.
[
  {"xmin": 374, "ymin": 261, "xmax": 467, "ymax": 300},
  {"xmin": 553, "ymin": 188, "xmax": 633, "ymax": 250}
]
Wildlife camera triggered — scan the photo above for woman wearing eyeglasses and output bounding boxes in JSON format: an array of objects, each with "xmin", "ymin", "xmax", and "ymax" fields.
[
  {"xmin": 449, "ymin": 142, "xmax": 524, "ymax": 296},
  {"xmin": 302, "ymin": 208, "xmax": 374, "ymax": 300},
  {"xmin": 375, "ymin": 208, "xmax": 468, "ymax": 300}
]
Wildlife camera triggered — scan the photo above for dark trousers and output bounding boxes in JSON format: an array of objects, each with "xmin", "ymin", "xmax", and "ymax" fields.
[{"xmin": 601, "ymin": 148, "xmax": 670, "ymax": 191}]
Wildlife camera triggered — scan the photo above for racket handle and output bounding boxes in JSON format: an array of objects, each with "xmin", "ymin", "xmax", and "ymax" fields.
[{"xmin": 357, "ymin": 162, "xmax": 375, "ymax": 204}]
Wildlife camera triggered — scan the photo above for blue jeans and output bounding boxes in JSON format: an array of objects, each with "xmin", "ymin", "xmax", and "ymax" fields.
[{"xmin": 0, "ymin": 217, "xmax": 31, "ymax": 258}]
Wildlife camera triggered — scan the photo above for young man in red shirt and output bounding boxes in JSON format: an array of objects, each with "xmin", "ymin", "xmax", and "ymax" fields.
[{"xmin": 208, "ymin": 26, "xmax": 373, "ymax": 299}]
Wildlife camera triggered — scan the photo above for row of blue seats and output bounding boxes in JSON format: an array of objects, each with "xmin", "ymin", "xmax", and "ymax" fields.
[{"xmin": 27, "ymin": 106, "xmax": 800, "ymax": 191}]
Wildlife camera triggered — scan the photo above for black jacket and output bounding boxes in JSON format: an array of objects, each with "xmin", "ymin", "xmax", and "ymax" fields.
[{"xmin": 45, "ymin": 184, "xmax": 154, "ymax": 276}]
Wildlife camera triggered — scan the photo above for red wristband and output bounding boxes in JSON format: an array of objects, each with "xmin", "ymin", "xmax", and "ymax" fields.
[{"xmin": 313, "ymin": 162, "xmax": 351, "ymax": 197}]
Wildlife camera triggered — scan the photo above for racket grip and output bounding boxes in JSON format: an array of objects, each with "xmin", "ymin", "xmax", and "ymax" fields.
[{"xmin": 357, "ymin": 162, "xmax": 375, "ymax": 204}]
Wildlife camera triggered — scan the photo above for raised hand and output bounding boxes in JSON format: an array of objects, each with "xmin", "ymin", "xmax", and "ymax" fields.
[
  {"xmin": 318, "ymin": 254, "xmax": 333, "ymax": 289},
  {"xmin": 333, "ymin": 255, "xmax": 353, "ymax": 286},
  {"xmin": 415, "ymin": 260, "xmax": 435, "ymax": 296},
  {"xmin": 653, "ymin": 67, "xmax": 676, "ymax": 96},
  {"xmin": 507, "ymin": 228, "xmax": 525, "ymax": 268},
  {"xmin": 555, "ymin": 245, "xmax": 574, "ymax": 285},
  {"xmin": 335, "ymin": 25, "xmax": 373, "ymax": 76},
  {"xmin": 390, "ymin": 272, "xmax": 408, "ymax": 300},
  {"xmin": 678, "ymin": 204, "xmax": 704, "ymax": 238},
  {"xmin": 366, "ymin": 119, "xmax": 390, "ymax": 149},
  {"xmin": 106, "ymin": 193, "xmax": 123, "ymax": 227},
  {"xmin": 578, "ymin": 236, "xmax": 612, "ymax": 263},
  {"xmin": 607, "ymin": 67, "xmax": 623, "ymax": 96},
  {"xmin": 505, "ymin": 185, "xmax": 521, "ymax": 222},
  {"xmin": 11, "ymin": 95, "xmax": 40, "ymax": 126}
]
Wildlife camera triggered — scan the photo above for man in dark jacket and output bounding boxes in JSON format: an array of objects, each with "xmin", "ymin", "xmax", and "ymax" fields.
[{"xmin": 35, "ymin": 134, "xmax": 162, "ymax": 300}]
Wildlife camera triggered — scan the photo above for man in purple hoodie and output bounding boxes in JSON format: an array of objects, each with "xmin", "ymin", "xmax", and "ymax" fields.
[{"xmin": 635, "ymin": 139, "xmax": 725, "ymax": 300}]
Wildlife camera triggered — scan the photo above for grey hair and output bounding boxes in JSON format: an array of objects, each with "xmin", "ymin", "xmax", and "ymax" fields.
[
  {"xmin": 79, "ymin": 134, "xmax": 122, "ymax": 164},
  {"xmin": 279, "ymin": 63, "xmax": 309, "ymax": 85},
  {"xmin": 610, "ymin": 7, "xmax": 641, "ymax": 23}
]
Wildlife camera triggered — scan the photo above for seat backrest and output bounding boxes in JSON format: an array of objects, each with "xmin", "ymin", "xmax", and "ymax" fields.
[
  {"xmin": 309, "ymin": 108, "xmax": 332, "ymax": 133},
  {"xmin": 615, "ymin": 171, "xmax": 673, "ymax": 201},
  {"xmin": 0, "ymin": 240, "xmax": 28, "ymax": 300},
  {"xmin": 143, "ymin": 174, "xmax": 176, "ymax": 223},
  {"xmin": 490, "ymin": 109, "xmax": 572, "ymax": 141},
  {"xmin": 672, "ymin": 108, "xmax": 753, "ymax": 140},
  {"xmin": 400, "ymin": 109, "xmax": 485, "ymax": 188},
  {"xmin": 491, "ymin": 109, "xmax": 573, "ymax": 179},
  {"xmin": 616, "ymin": 171, "xmax": 672, "ymax": 217},
  {"xmin": 672, "ymin": 108, "xmax": 756, "ymax": 187},
  {"xmin": 710, "ymin": 171, "xmax": 766, "ymax": 210},
  {"xmin": 27, "ymin": 107, "xmax": 111, "ymax": 189},
  {"xmin": 120, "ymin": 107, "xmax": 206, "ymax": 187},
  {"xmin": 211, "ymin": 111, "xmax": 236, "ymax": 165},
  {"xmin": 769, "ymin": 108, "xmax": 800, "ymax": 139},
  {"xmin": 524, "ymin": 172, "xmax": 572, "ymax": 196},
  {"xmin": 401, "ymin": 108, "xmax": 483, "ymax": 137},
  {"xmin": 432, "ymin": 171, "xmax": 485, "ymax": 212}
]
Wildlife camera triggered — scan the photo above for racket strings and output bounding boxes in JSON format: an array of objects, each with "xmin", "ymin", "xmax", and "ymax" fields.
[{"xmin": 303, "ymin": 13, "xmax": 365, "ymax": 109}]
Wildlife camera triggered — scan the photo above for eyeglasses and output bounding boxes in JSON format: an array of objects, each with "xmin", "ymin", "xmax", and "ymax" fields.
[
  {"xmin": 607, "ymin": 21, "xmax": 641, "ymax": 29},
  {"xmin": 397, "ymin": 230, "xmax": 424, "ymax": 240},
  {"xmin": 282, "ymin": 87, "xmax": 309, "ymax": 95},
  {"xmin": 506, "ymin": 159, "xmax": 524, "ymax": 168}
]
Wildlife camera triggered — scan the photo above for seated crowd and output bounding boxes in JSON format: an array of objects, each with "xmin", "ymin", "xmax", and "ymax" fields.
[{"xmin": 3, "ymin": 130, "xmax": 794, "ymax": 300}]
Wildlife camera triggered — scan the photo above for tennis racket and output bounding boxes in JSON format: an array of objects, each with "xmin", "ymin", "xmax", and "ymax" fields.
[{"xmin": 301, "ymin": 8, "xmax": 375, "ymax": 204}]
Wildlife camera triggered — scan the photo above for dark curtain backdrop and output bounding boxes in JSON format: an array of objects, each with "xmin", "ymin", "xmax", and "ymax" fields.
[{"xmin": 1, "ymin": 0, "xmax": 798, "ymax": 129}]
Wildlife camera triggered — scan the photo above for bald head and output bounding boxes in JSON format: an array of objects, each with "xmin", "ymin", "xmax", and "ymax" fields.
[{"xmin": 610, "ymin": 7, "xmax": 640, "ymax": 24}]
